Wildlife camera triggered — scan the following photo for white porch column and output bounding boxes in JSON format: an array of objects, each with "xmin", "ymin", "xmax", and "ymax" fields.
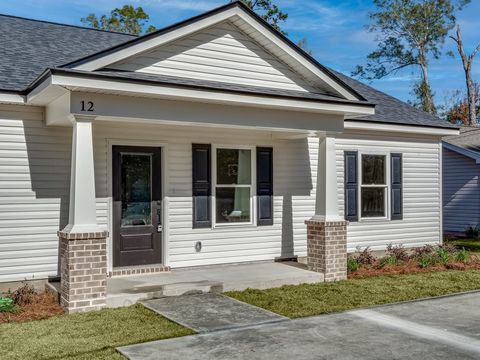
[
  {"xmin": 64, "ymin": 115, "xmax": 101, "ymax": 233},
  {"xmin": 305, "ymin": 133, "xmax": 347, "ymax": 281},
  {"xmin": 312, "ymin": 134, "xmax": 343, "ymax": 222},
  {"xmin": 58, "ymin": 115, "xmax": 108, "ymax": 313}
]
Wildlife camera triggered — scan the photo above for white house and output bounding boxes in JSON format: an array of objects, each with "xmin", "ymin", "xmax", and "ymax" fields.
[
  {"xmin": 0, "ymin": 2, "xmax": 458, "ymax": 312},
  {"xmin": 443, "ymin": 127, "xmax": 480, "ymax": 234}
]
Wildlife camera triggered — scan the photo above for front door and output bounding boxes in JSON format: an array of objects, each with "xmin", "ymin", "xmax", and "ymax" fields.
[{"xmin": 112, "ymin": 146, "xmax": 162, "ymax": 267}]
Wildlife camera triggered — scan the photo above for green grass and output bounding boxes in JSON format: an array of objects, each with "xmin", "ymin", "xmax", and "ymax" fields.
[
  {"xmin": 447, "ymin": 238, "xmax": 480, "ymax": 255},
  {"xmin": 0, "ymin": 304, "xmax": 193, "ymax": 360},
  {"xmin": 226, "ymin": 270, "xmax": 480, "ymax": 318}
]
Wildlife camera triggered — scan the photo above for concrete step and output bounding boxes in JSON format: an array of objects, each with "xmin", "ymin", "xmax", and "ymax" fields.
[{"xmin": 106, "ymin": 280, "xmax": 223, "ymax": 308}]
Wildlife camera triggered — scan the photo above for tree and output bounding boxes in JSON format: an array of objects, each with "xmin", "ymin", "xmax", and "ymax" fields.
[
  {"xmin": 236, "ymin": 0, "xmax": 288, "ymax": 34},
  {"xmin": 449, "ymin": 25, "xmax": 480, "ymax": 126},
  {"xmin": 81, "ymin": 5, "xmax": 157, "ymax": 35},
  {"xmin": 352, "ymin": 0, "xmax": 470, "ymax": 115},
  {"xmin": 445, "ymin": 83, "xmax": 480, "ymax": 125}
]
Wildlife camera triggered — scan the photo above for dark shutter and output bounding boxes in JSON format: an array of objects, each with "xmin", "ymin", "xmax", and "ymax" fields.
[
  {"xmin": 391, "ymin": 153, "xmax": 403, "ymax": 220},
  {"xmin": 257, "ymin": 147, "xmax": 273, "ymax": 226},
  {"xmin": 344, "ymin": 151, "xmax": 358, "ymax": 222},
  {"xmin": 192, "ymin": 144, "xmax": 211, "ymax": 228}
]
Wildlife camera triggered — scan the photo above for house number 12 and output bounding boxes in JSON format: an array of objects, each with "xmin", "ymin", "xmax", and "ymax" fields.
[{"xmin": 80, "ymin": 101, "xmax": 95, "ymax": 112}]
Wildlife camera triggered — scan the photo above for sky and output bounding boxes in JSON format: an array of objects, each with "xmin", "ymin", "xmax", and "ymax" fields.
[{"xmin": 1, "ymin": 0, "xmax": 479, "ymax": 106}]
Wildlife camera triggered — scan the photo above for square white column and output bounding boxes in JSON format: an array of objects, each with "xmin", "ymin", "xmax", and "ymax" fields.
[
  {"xmin": 62, "ymin": 115, "xmax": 102, "ymax": 233},
  {"xmin": 310, "ymin": 133, "xmax": 343, "ymax": 222}
]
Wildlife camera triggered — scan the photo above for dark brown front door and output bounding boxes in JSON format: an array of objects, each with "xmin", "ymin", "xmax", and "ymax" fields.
[{"xmin": 112, "ymin": 146, "xmax": 162, "ymax": 267}]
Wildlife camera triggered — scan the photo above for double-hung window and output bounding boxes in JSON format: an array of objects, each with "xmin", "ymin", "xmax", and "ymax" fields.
[
  {"xmin": 214, "ymin": 147, "xmax": 253, "ymax": 225},
  {"xmin": 360, "ymin": 154, "xmax": 387, "ymax": 218}
]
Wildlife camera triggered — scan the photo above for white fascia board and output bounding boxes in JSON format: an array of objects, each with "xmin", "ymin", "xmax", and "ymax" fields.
[
  {"xmin": 52, "ymin": 74, "xmax": 375, "ymax": 116},
  {"xmin": 232, "ymin": 13, "xmax": 359, "ymax": 101},
  {"xmin": 345, "ymin": 120, "xmax": 460, "ymax": 136},
  {"xmin": 442, "ymin": 142, "xmax": 480, "ymax": 164},
  {"xmin": 73, "ymin": 8, "xmax": 239, "ymax": 71},
  {"xmin": 70, "ymin": 7, "xmax": 359, "ymax": 101},
  {"xmin": 0, "ymin": 92, "xmax": 25, "ymax": 104}
]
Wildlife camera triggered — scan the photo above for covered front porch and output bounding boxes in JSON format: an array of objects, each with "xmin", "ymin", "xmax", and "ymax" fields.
[{"xmin": 30, "ymin": 71, "xmax": 374, "ymax": 313}]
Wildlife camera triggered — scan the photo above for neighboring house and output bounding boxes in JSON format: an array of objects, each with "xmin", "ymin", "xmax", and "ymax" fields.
[
  {"xmin": 0, "ymin": 1, "xmax": 458, "ymax": 311},
  {"xmin": 443, "ymin": 127, "xmax": 480, "ymax": 234}
]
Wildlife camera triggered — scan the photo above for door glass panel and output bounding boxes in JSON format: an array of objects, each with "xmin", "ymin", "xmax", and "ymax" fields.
[{"xmin": 121, "ymin": 153, "xmax": 152, "ymax": 227}]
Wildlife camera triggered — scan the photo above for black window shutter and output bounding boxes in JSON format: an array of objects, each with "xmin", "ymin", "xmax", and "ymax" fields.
[
  {"xmin": 192, "ymin": 144, "xmax": 211, "ymax": 228},
  {"xmin": 257, "ymin": 147, "xmax": 273, "ymax": 226},
  {"xmin": 344, "ymin": 151, "xmax": 358, "ymax": 222},
  {"xmin": 391, "ymin": 153, "xmax": 403, "ymax": 220}
]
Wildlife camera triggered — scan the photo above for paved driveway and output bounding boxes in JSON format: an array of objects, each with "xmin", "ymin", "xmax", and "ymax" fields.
[{"xmin": 119, "ymin": 292, "xmax": 480, "ymax": 359}]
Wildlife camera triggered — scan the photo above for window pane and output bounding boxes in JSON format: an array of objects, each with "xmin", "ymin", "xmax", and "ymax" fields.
[
  {"xmin": 361, "ymin": 187, "xmax": 385, "ymax": 218},
  {"xmin": 215, "ymin": 187, "xmax": 251, "ymax": 223},
  {"xmin": 121, "ymin": 154, "xmax": 152, "ymax": 226},
  {"xmin": 216, "ymin": 149, "xmax": 251, "ymax": 185},
  {"xmin": 362, "ymin": 155, "xmax": 386, "ymax": 184}
]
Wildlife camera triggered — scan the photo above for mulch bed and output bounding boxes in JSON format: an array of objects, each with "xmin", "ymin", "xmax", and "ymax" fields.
[
  {"xmin": 349, "ymin": 258, "xmax": 480, "ymax": 279},
  {"xmin": 0, "ymin": 291, "xmax": 64, "ymax": 324}
]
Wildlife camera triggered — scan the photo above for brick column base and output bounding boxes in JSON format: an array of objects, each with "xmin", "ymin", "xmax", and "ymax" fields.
[
  {"xmin": 58, "ymin": 230, "xmax": 108, "ymax": 313},
  {"xmin": 305, "ymin": 219, "xmax": 347, "ymax": 282}
]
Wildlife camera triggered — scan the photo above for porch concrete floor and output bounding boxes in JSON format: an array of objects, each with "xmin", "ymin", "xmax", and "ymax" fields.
[{"xmin": 106, "ymin": 261, "xmax": 323, "ymax": 308}]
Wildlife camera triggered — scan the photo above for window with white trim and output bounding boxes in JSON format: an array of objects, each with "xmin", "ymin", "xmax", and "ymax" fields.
[
  {"xmin": 214, "ymin": 147, "xmax": 253, "ymax": 224},
  {"xmin": 360, "ymin": 154, "xmax": 388, "ymax": 218}
]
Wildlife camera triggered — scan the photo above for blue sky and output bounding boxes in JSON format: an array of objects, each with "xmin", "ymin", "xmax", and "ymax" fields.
[{"xmin": 1, "ymin": 0, "xmax": 479, "ymax": 106}]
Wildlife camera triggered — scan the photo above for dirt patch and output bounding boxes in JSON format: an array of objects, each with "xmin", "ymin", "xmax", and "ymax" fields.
[
  {"xmin": 349, "ymin": 258, "xmax": 480, "ymax": 279},
  {"xmin": 0, "ymin": 291, "xmax": 64, "ymax": 323}
]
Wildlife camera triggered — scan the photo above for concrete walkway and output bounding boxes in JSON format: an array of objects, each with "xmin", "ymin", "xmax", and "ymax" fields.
[
  {"xmin": 107, "ymin": 261, "xmax": 323, "ymax": 308},
  {"xmin": 141, "ymin": 293, "xmax": 287, "ymax": 333},
  {"xmin": 118, "ymin": 292, "xmax": 480, "ymax": 360}
]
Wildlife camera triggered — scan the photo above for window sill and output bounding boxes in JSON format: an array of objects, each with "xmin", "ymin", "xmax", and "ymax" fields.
[{"xmin": 212, "ymin": 223, "xmax": 257, "ymax": 230}]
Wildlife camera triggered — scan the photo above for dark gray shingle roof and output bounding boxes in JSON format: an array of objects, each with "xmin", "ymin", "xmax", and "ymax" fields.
[
  {"xmin": 0, "ymin": 14, "xmax": 134, "ymax": 91},
  {"xmin": 333, "ymin": 71, "xmax": 457, "ymax": 129},
  {"xmin": 443, "ymin": 127, "xmax": 480, "ymax": 153},
  {"xmin": 0, "ymin": 12, "xmax": 459, "ymax": 130}
]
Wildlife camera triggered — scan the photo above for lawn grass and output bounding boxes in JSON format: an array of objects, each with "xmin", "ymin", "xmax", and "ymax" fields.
[
  {"xmin": 0, "ymin": 304, "xmax": 193, "ymax": 360},
  {"xmin": 226, "ymin": 270, "xmax": 480, "ymax": 318},
  {"xmin": 447, "ymin": 238, "xmax": 480, "ymax": 255}
]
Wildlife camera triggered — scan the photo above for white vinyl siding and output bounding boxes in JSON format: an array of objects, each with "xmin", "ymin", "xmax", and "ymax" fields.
[
  {"xmin": 92, "ymin": 121, "xmax": 315, "ymax": 269},
  {"xmin": 110, "ymin": 21, "xmax": 316, "ymax": 92},
  {"xmin": 442, "ymin": 147, "xmax": 480, "ymax": 233},
  {"xmin": 334, "ymin": 132, "xmax": 442, "ymax": 251},
  {"xmin": 0, "ymin": 105, "xmax": 69, "ymax": 282}
]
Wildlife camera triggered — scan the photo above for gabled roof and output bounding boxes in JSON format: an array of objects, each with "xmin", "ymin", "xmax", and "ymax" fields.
[
  {"xmin": 61, "ymin": 1, "xmax": 364, "ymax": 102},
  {"xmin": 0, "ymin": 2, "xmax": 459, "ymax": 130},
  {"xmin": 0, "ymin": 14, "xmax": 134, "ymax": 92},
  {"xmin": 443, "ymin": 127, "xmax": 480, "ymax": 159}
]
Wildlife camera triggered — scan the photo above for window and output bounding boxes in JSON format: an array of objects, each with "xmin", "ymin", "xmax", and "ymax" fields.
[
  {"xmin": 214, "ymin": 148, "xmax": 253, "ymax": 224},
  {"xmin": 360, "ymin": 154, "xmax": 387, "ymax": 218}
]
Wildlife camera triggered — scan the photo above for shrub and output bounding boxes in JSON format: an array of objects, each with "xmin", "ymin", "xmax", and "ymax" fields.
[
  {"xmin": 436, "ymin": 248, "xmax": 450, "ymax": 264},
  {"xmin": 380, "ymin": 254, "xmax": 399, "ymax": 267},
  {"xmin": 347, "ymin": 257, "xmax": 359, "ymax": 273},
  {"xmin": 386, "ymin": 244, "xmax": 409, "ymax": 262},
  {"xmin": 0, "ymin": 297, "xmax": 14, "ymax": 312},
  {"xmin": 417, "ymin": 254, "xmax": 432, "ymax": 268},
  {"xmin": 455, "ymin": 247, "xmax": 470, "ymax": 263},
  {"xmin": 438, "ymin": 242, "xmax": 457, "ymax": 255},
  {"xmin": 355, "ymin": 247, "xmax": 376, "ymax": 266},
  {"xmin": 9, "ymin": 282, "xmax": 36, "ymax": 306},
  {"xmin": 465, "ymin": 226, "xmax": 479, "ymax": 239},
  {"xmin": 413, "ymin": 245, "xmax": 435, "ymax": 257}
]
